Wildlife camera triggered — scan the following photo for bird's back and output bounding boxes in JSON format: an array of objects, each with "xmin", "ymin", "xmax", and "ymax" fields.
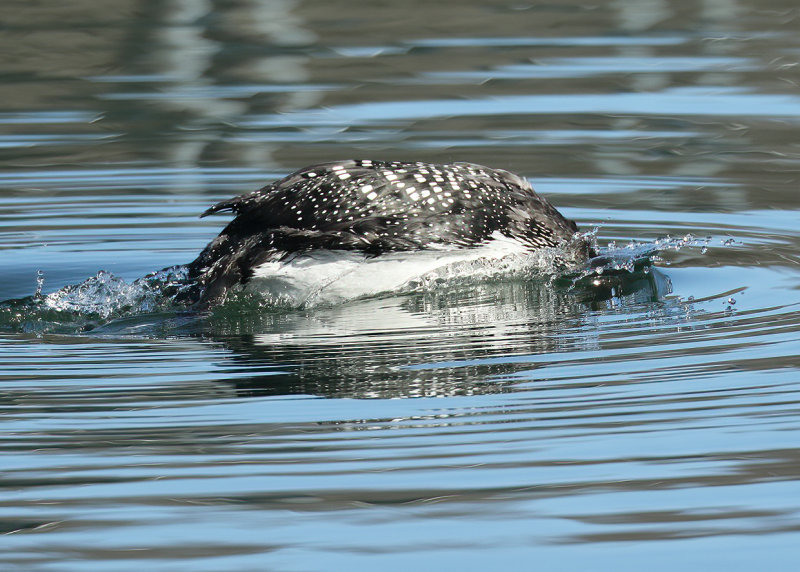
[{"xmin": 185, "ymin": 160, "xmax": 584, "ymax": 304}]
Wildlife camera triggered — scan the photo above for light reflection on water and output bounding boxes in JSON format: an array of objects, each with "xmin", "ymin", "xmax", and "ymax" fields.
[
  {"xmin": 239, "ymin": 88, "xmax": 800, "ymax": 128},
  {"xmin": 2, "ymin": 0, "xmax": 800, "ymax": 569}
]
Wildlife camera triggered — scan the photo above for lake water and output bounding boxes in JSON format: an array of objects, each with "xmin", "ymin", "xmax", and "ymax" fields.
[{"xmin": 2, "ymin": 0, "xmax": 800, "ymax": 570}]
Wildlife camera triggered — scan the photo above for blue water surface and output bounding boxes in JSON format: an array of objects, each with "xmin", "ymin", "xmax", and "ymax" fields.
[{"xmin": 1, "ymin": 0, "xmax": 800, "ymax": 570}]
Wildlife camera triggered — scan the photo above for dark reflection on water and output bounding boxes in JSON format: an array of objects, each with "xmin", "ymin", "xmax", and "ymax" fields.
[{"xmin": 2, "ymin": 0, "xmax": 800, "ymax": 570}]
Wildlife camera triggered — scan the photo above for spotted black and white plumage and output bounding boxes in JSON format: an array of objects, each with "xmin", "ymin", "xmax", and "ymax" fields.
[{"xmin": 184, "ymin": 160, "xmax": 588, "ymax": 304}]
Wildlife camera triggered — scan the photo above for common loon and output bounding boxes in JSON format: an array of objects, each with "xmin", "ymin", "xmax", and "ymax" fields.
[{"xmin": 184, "ymin": 160, "xmax": 591, "ymax": 305}]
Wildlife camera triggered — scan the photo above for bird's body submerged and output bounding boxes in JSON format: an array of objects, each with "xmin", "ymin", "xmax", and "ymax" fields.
[{"xmin": 185, "ymin": 160, "xmax": 590, "ymax": 305}]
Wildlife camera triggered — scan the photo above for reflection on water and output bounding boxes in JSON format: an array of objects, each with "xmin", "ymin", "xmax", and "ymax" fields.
[
  {"xmin": 2, "ymin": 0, "xmax": 800, "ymax": 569},
  {"xmin": 199, "ymin": 271, "xmax": 669, "ymax": 399}
]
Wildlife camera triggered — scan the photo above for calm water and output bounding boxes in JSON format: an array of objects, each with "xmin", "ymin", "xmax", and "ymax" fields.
[{"xmin": 2, "ymin": 0, "xmax": 800, "ymax": 570}]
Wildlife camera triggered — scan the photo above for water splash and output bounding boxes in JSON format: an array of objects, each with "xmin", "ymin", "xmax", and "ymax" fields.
[
  {"xmin": 554, "ymin": 232, "xmax": 712, "ymax": 302},
  {"xmin": 40, "ymin": 266, "xmax": 190, "ymax": 318},
  {"xmin": 577, "ymin": 233, "xmax": 711, "ymax": 278},
  {"xmin": 0, "ymin": 233, "xmax": 711, "ymax": 335},
  {"xmin": 33, "ymin": 270, "xmax": 45, "ymax": 301},
  {"xmin": 0, "ymin": 266, "xmax": 192, "ymax": 334}
]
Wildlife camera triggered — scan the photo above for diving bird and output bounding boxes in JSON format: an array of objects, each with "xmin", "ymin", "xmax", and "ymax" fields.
[{"xmin": 183, "ymin": 160, "xmax": 590, "ymax": 304}]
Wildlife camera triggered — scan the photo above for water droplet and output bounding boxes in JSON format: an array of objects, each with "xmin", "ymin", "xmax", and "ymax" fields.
[{"xmin": 34, "ymin": 270, "xmax": 45, "ymax": 301}]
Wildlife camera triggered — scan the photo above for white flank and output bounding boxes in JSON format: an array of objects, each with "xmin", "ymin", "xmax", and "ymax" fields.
[{"xmin": 246, "ymin": 232, "xmax": 557, "ymax": 307}]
